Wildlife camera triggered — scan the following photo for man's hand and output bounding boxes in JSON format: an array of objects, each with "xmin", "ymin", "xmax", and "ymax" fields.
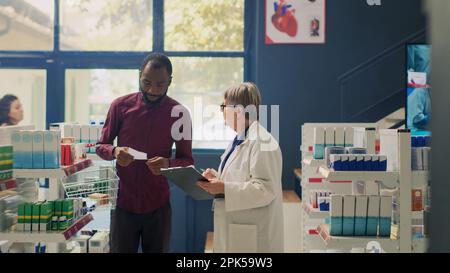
[
  {"xmin": 202, "ymin": 169, "xmax": 217, "ymax": 180},
  {"xmin": 196, "ymin": 179, "xmax": 225, "ymax": 195},
  {"xmin": 114, "ymin": 147, "xmax": 134, "ymax": 167},
  {"xmin": 146, "ymin": 157, "xmax": 170, "ymax": 175}
]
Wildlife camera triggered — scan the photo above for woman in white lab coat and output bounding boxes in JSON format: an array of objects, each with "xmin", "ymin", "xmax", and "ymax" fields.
[{"xmin": 197, "ymin": 82, "xmax": 284, "ymax": 253}]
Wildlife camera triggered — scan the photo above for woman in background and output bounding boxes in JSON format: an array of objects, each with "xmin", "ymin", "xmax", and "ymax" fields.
[{"xmin": 0, "ymin": 95, "xmax": 24, "ymax": 126}]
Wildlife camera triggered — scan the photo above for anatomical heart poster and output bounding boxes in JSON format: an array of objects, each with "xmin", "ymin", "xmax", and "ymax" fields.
[{"xmin": 266, "ymin": 0, "xmax": 326, "ymax": 44}]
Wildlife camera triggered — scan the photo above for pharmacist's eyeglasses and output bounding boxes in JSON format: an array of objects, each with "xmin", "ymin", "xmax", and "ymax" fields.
[{"xmin": 220, "ymin": 104, "xmax": 238, "ymax": 112}]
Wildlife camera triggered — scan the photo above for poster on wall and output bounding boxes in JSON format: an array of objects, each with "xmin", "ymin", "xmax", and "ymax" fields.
[{"xmin": 266, "ymin": 0, "xmax": 326, "ymax": 44}]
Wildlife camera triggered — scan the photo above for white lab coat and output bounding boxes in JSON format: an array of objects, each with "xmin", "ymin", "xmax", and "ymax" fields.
[{"xmin": 212, "ymin": 121, "xmax": 284, "ymax": 253}]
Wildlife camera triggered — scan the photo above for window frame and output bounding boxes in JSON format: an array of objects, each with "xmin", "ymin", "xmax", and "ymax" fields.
[{"xmin": 0, "ymin": 0, "xmax": 251, "ymax": 151}]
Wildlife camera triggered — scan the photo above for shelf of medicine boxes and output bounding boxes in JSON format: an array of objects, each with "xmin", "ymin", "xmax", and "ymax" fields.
[
  {"xmin": 318, "ymin": 166, "xmax": 399, "ymax": 187},
  {"xmin": 0, "ymin": 213, "xmax": 93, "ymax": 243},
  {"xmin": 316, "ymin": 224, "xmax": 399, "ymax": 252},
  {"xmin": 13, "ymin": 159, "xmax": 93, "ymax": 179}
]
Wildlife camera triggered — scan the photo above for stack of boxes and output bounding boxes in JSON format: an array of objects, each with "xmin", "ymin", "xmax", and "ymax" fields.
[
  {"xmin": 0, "ymin": 145, "xmax": 13, "ymax": 180},
  {"xmin": 12, "ymin": 131, "xmax": 60, "ymax": 169},
  {"xmin": 50, "ymin": 122, "xmax": 104, "ymax": 154},
  {"xmin": 329, "ymin": 194, "xmax": 392, "ymax": 237},
  {"xmin": 411, "ymin": 136, "xmax": 431, "ymax": 171},
  {"xmin": 313, "ymin": 127, "xmax": 354, "ymax": 159},
  {"xmin": 16, "ymin": 198, "xmax": 84, "ymax": 232},
  {"xmin": 329, "ymin": 154, "xmax": 387, "ymax": 171}
]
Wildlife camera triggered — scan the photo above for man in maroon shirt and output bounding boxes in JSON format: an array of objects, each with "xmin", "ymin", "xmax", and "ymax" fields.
[{"xmin": 96, "ymin": 53, "xmax": 194, "ymax": 253}]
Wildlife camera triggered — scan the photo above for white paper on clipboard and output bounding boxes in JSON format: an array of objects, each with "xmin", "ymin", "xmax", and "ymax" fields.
[{"xmin": 128, "ymin": 148, "xmax": 147, "ymax": 160}]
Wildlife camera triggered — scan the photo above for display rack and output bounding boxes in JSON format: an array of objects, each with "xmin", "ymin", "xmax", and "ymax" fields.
[
  {"xmin": 0, "ymin": 214, "xmax": 93, "ymax": 243},
  {"xmin": 299, "ymin": 124, "xmax": 429, "ymax": 253}
]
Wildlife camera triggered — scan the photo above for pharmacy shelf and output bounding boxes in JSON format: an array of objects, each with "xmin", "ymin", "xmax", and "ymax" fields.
[
  {"xmin": 412, "ymin": 170, "xmax": 429, "ymax": 187},
  {"xmin": 13, "ymin": 159, "xmax": 93, "ymax": 179},
  {"xmin": 302, "ymin": 156, "xmax": 325, "ymax": 168},
  {"xmin": 302, "ymin": 203, "xmax": 329, "ymax": 219},
  {"xmin": 0, "ymin": 214, "xmax": 93, "ymax": 243},
  {"xmin": 316, "ymin": 224, "xmax": 398, "ymax": 252},
  {"xmin": 319, "ymin": 166, "xmax": 399, "ymax": 185},
  {"xmin": 301, "ymin": 178, "xmax": 353, "ymax": 191}
]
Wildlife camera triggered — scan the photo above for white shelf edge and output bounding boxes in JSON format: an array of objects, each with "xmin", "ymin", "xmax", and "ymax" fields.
[{"xmin": 319, "ymin": 166, "xmax": 399, "ymax": 183}]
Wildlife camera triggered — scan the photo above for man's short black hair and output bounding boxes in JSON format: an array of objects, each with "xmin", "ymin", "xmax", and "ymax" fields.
[{"xmin": 140, "ymin": 53, "xmax": 173, "ymax": 77}]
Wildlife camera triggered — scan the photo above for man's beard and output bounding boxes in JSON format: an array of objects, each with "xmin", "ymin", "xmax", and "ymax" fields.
[{"xmin": 140, "ymin": 87, "xmax": 168, "ymax": 106}]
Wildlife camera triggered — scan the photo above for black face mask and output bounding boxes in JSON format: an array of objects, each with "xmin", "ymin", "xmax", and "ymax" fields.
[{"xmin": 140, "ymin": 85, "xmax": 168, "ymax": 107}]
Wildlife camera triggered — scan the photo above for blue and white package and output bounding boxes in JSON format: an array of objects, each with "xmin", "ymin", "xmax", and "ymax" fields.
[
  {"xmin": 318, "ymin": 196, "xmax": 330, "ymax": 212},
  {"xmin": 341, "ymin": 154, "xmax": 349, "ymax": 171},
  {"xmin": 356, "ymin": 155, "xmax": 364, "ymax": 171},
  {"xmin": 411, "ymin": 147, "xmax": 423, "ymax": 171},
  {"xmin": 379, "ymin": 155, "xmax": 387, "ymax": 172},
  {"xmin": 371, "ymin": 155, "xmax": 380, "ymax": 171},
  {"xmin": 348, "ymin": 155, "xmax": 356, "ymax": 171},
  {"xmin": 325, "ymin": 146, "xmax": 346, "ymax": 168},
  {"xmin": 330, "ymin": 155, "xmax": 342, "ymax": 171},
  {"xmin": 363, "ymin": 155, "xmax": 372, "ymax": 171}
]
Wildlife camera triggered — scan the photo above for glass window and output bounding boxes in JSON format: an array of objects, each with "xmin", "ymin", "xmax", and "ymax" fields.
[
  {"xmin": 170, "ymin": 57, "xmax": 244, "ymax": 149},
  {"xmin": 60, "ymin": 0, "xmax": 153, "ymax": 51},
  {"xmin": 165, "ymin": 0, "xmax": 244, "ymax": 51},
  {"xmin": 0, "ymin": 69, "xmax": 46, "ymax": 130},
  {"xmin": 0, "ymin": 0, "xmax": 54, "ymax": 51},
  {"xmin": 65, "ymin": 69, "xmax": 139, "ymax": 124}
]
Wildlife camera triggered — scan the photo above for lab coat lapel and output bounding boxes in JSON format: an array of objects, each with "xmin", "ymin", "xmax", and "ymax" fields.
[{"xmin": 219, "ymin": 122, "xmax": 258, "ymax": 179}]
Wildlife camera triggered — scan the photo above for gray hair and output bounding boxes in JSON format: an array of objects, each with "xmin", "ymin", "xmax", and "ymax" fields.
[{"xmin": 224, "ymin": 82, "xmax": 261, "ymax": 120}]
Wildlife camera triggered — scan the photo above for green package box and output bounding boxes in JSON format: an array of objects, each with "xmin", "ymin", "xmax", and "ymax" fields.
[
  {"xmin": 62, "ymin": 199, "xmax": 74, "ymax": 224},
  {"xmin": 17, "ymin": 203, "xmax": 26, "ymax": 232},
  {"xmin": 32, "ymin": 203, "xmax": 41, "ymax": 232},
  {"xmin": 53, "ymin": 200, "xmax": 62, "ymax": 217},
  {"xmin": 24, "ymin": 203, "xmax": 32, "ymax": 231},
  {"xmin": 0, "ymin": 170, "xmax": 12, "ymax": 180},
  {"xmin": 0, "ymin": 145, "xmax": 13, "ymax": 160},
  {"xmin": 39, "ymin": 202, "xmax": 53, "ymax": 232}
]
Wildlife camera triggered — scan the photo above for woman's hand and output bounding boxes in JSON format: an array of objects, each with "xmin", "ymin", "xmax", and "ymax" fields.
[
  {"xmin": 202, "ymin": 168, "xmax": 217, "ymax": 180},
  {"xmin": 197, "ymin": 179, "xmax": 225, "ymax": 195}
]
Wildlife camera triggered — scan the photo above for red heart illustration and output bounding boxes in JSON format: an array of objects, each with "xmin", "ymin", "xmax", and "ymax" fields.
[{"xmin": 271, "ymin": 2, "xmax": 298, "ymax": 37}]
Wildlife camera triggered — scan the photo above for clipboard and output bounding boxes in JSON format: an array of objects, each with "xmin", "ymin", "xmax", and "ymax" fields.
[{"xmin": 160, "ymin": 166, "xmax": 213, "ymax": 200}]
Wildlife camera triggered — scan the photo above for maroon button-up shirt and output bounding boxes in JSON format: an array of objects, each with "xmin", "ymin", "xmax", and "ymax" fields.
[{"xmin": 96, "ymin": 92, "xmax": 194, "ymax": 214}]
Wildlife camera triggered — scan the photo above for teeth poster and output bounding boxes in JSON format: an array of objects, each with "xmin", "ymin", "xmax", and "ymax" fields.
[{"xmin": 266, "ymin": 0, "xmax": 326, "ymax": 44}]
